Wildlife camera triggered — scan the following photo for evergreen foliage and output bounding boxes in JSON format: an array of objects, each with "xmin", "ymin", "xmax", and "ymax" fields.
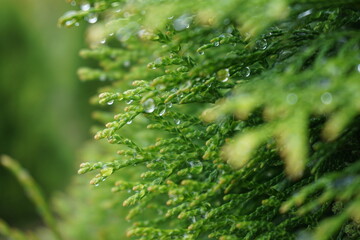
[
  {"xmin": 1, "ymin": 0, "xmax": 360, "ymax": 240},
  {"xmin": 61, "ymin": 0, "xmax": 360, "ymax": 239}
]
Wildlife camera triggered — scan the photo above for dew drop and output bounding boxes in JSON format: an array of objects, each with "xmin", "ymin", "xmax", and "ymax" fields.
[
  {"xmin": 241, "ymin": 67, "xmax": 251, "ymax": 77},
  {"xmin": 80, "ymin": 2, "xmax": 91, "ymax": 11},
  {"xmin": 99, "ymin": 74, "xmax": 106, "ymax": 81},
  {"xmin": 107, "ymin": 100, "xmax": 114, "ymax": 105},
  {"xmin": 123, "ymin": 60, "xmax": 131, "ymax": 67},
  {"xmin": 214, "ymin": 41, "xmax": 220, "ymax": 47},
  {"xmin": 256, "ymin": 39, "xmax": 267, "ymax": 50},
  {"xmin": 126, "ymin": 99, "xmax": 133, "ymax": 104},
  {"xmin": 70, "ymin": 1, "xmax": 76, "ymax": 6},
  {"xmin": 198, "ymin": 51, "xmax": 204, "ymax": 55},
  {"xmin": 142, "ymin": 98, "xmax": 156, "ymax": 113},
  {"xmin": 173, "ymin": 14, "xmax": 191, "ymax": 31},
  {"xmin": 174, "ymin": 119, "xmax": 181, "ymax": 125},
  {"xmin": 65, "ymin": 19, "xmax": 77, "ymax": 27},
  {"xmin": 357, "ymin": 64, "xmax": 360, "ymax": 72},
  {"xmin": 95, "ymin": 184, "xmax": 99, "ymax": 187},
  {"xmin": 298, "ymin": 9, "xmax": 313, "ymax": 19},
  {"xmin": 217, "ymin": 68, "xmax": 230, "ymax": 82},
  {"xmin": 126, "ymin": 120, "xmax": 133, "ymax": 125},
  {"xmin": 86, "ymin": 13, "xmax": 98, "ymax": 24},
  {"xmin": 189, "ymin": 161, "xmax": 203, "ymax": 174},
  {"xmin": 166, "ymin": 102, "xmax": 173, "ymax": 108},
  {"xmin": 154, "ymin": 57, "xmax": 162, "ymax": 65},
  {"xmin": 321, "ymin": 92, "xmax": 332, "ymax": 104},
  {"xmin": 100, "ymin": 38, "xmax": 106, "ymax": 44},
  {"xmin": 286, "ymin": 93, "xmax": 298, "ymax": 105},
  {"xmin": 159, "ymin": 108, "xmax": 166, "ymax": 116}
]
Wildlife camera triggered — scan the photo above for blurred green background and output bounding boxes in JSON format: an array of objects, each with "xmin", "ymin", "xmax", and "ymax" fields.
[{"xmin": 0, "ymin": 0, "xmax": 94, "ymax": 228}]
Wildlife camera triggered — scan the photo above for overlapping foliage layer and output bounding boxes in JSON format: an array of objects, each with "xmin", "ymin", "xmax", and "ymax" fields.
[{"xmin": 60, "ymin": 0, "xmax": 360, "ymax": 239}]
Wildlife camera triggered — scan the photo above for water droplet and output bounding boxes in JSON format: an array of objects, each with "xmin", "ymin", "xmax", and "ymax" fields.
[
  {"xmin": 198, "ymin": 51, "xmax": 204, "ymax": 55},
  {"xmin": 214, "ymin": 41, "xmax": 220, "ymax": 47},
  {"xmin": 99, "ymin": 74, "xmax": 106, "ymax": 81},
  {"xmin": 166, "ymin": 102, "xmax": 173, "ymax": 108},
  {"xmin": 123, "ymin": 61, "xmax": 131, "ymax": 67},
  {"xmin": 189, "ymin": 161, "xmax": 203, "ymax": 174},
  {"xmin": 256, "ymin": 39, "xmax": 267, "ymax": 50},
  {"xmin": 173, "ymin": 14, "xmax": 192, "ymax": 31},
  {"xmin": 159, "ymin": 108, "xmax": 166, "ymax": 116},
  {"xmin": 357, "ymin": 64, "xmax": 360, "ymax": 72},
  {"xmin": 95, "ymin": 184, "xmax": 99, "ymax": 187},
  {"xmin": 217, "ymin": 68, "xmax": 230, "ymax": 82},
  {"xmin": 174, "ymin": 119, "xmax": 181, "ymax": 125},
  {"xmin": 100, "ymin": 38, "xmax": 106, "ymax": 44},
  {"xmin": 126, "ymin": 120, "xmax": 133, "ymax": 124},
  {"xmin": 241, "ymin": 67, "xmax": 251, "ymax": 77},
  {"xmin": 278, "ymin": 50, "xmax": 293, "ymax": 60},
  {"xmin": 70, "ymin": 0, "xmax": 76, "ymax": 6},
  {"xmin": 86, "ymin": 13, "xmax": 98, "ymax": 24},
  {"xmin": 321, "ymin": 92, "xmax": 332, "ymax": 104},
  {"xmin": 286, "ymin": 93, "xmax": 298, "ymax": 105},
  {"xmin": 116, "ymin": 28, "xmax": 132, "ymax": 42},
  {"xmin": 74, "ymin": 22, "xmax": 80, "ymax": 27},
  {"xmin": 65, "ymin": 19, "xmax": 77, "ymax": 27},
  {"xmin": 154, "ymin": 57, "xmax": 162, "ymax": 65},
  {"xmin": 126, "ymin": 99, "xmax": 133, "ymax": 104},
  {"xmin": 107, "ymin": 100, "xmax": 114, "ymax": 105},
  {"xmin": 81, "ymin": 2, "xmax": 91, "ymax": 11},
  {"xmin": 298, "ymin": 9, "xmax": 313, "ymax": 19},
  {"xmin": 142, "ymin": 98, "xmax": 156, "ymax": 113}
]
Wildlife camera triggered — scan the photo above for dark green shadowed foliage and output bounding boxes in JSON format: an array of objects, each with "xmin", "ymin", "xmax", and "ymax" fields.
[{"xmin": 1, "ymin": 0, "xmax": 360, "ymax": 240}]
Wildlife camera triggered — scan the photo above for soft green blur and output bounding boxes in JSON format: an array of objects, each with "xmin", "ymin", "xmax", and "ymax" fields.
[{"xmin": 0, "ymin": 0, "xmax": 92, "ymax": 227}]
